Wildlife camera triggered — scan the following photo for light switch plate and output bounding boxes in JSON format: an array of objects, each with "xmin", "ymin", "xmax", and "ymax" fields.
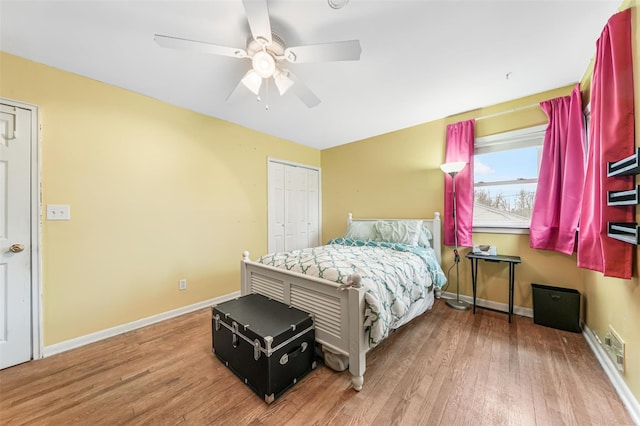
[{"xmin": 46, "ymin": 204, "xmax": 71, "ymax": 221}]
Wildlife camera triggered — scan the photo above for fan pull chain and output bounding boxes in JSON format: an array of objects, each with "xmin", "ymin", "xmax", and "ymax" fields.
[{"xmin": 265, "ymin": 78, "xmax": 270, "ymax": 111}]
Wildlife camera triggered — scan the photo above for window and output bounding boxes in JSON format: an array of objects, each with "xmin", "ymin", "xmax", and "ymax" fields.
[{"xmin": 473, "ymin": 125, "xmax": 546, "ymax": 233}]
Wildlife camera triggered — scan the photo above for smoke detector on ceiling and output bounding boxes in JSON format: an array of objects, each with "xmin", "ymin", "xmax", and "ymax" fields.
[{"xmin": 328, "ymin": 0, "xmax": 349, "ymax": 9}]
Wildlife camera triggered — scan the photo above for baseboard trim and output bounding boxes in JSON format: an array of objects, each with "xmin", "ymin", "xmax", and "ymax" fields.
[
  {"xmin": 440, "ymin": 292, "xmax": 533, "ymax": 318},
  {"xmin": 42, "ymin": 291, "xmax": 241, "ymax": 358},
  {"xmin": 582, "ymin": 324, "xmax": 640, "ymax": 425}
]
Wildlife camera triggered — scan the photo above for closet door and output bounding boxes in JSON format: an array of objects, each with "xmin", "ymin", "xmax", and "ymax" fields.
[
  {"xmin": 268, "ymin": 162, "xmax": 285, "ymax": 253},
  {"xmin": 294, "ymin": 166, "xmax": 310, "ymax": 250},
  {"xmin": 268, "ymin": 161, "xmax": 321, "ymax": 253},
  {"xmin": 306, "ymin": 169, "xmax": 320, "ymax": 247},
  {"xmin": 283, "ymin": 165, "xmax": 298, "ymax": 251}
]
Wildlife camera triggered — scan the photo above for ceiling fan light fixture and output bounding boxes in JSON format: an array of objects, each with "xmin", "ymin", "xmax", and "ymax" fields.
[
  {"xmin": 274, "ymin": 70, "xmax": 294, "ymax": 95},
  {"xmin": 252, "ymin": 50, "xmax": 276, "ymax": 78},
  {"xmin": 241, "ymin": 70, "xmax": 263, "ymax": 95}
]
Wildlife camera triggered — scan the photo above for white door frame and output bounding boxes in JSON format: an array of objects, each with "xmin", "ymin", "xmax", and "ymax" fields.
[{"xmin": 1, "ymin": 97, "xmax": 42, "ymax": 361}]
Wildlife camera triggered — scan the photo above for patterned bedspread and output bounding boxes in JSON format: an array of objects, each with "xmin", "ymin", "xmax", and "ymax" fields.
[{"xmin": 257, "ymin": 238, "xmax": 447, "ymax": 344}]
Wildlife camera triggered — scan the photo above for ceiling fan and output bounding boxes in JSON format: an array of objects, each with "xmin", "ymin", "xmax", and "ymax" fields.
[{"xmin": 154, "ymin": 0, "xmax": 362, "ymax": 108}]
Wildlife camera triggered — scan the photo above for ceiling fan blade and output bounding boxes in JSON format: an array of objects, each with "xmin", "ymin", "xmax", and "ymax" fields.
[
  {"xmin": 242, "ymin": 0, "xmax": 272, "ymax": 46},
  {"xmin": 288, "ymin": 72, "xmax": 321, "ymax": 108},
  {"xmin": 284, "ymin": 40, "xmax": 361, "ymax": 63},
  {"xmin": 154, "ymin": 34, "xmax": 247, "ymax": 58}
]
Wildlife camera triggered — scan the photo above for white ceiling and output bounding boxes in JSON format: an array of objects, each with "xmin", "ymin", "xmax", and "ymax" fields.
[{"xmin": 0, "ymin": 0, "xmax": 620, "ymax": 150}]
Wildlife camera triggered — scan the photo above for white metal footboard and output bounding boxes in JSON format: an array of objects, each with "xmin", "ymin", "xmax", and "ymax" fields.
[{"xmin": 240, "ymin": 251, "xmax": 367, "ymax": 391}]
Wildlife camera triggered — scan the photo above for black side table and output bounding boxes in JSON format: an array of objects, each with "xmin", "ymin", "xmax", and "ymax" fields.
[{"xmin": 466, "ymin": 253, "xmax": 522, "ymax": 323}]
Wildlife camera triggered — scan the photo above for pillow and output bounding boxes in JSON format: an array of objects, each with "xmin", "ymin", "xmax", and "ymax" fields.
[
  {"xmin": 417, "ymin": 226, "xmax": 432, "ymax": 248},
  {"xmin": 344, "ymin": 221, "xmax": 378, "ymax": 241},
  {"xmin": 374, "ymin": 220, "xmax": 423, "ymax": 246}
]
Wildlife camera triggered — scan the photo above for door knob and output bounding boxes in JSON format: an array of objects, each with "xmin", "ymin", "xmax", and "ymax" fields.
[{"xmin": 9, "ymin": 244, "xmax": 24, "ymax": 253}]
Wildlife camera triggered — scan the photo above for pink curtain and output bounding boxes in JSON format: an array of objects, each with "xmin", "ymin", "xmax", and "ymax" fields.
[
  {"xmin": 578, "ymin": 9, "xmax": 635, "ymax": 279},
  {"xmin": 443, "ymin": 119, "xmax": 475, "ymax": 247},
  {"xmin": 530, "ymin": 84, "xmax": 585, "ymax": 254}
]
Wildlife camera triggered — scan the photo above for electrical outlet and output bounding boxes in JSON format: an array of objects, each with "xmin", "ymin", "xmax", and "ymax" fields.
[
  {"xmin": 604, "ymin": 326, "xmax": 625, "ymax": 373},
  {"xmin": 179, "ymin": 279, "xmax": 187, "ymax": 291}
]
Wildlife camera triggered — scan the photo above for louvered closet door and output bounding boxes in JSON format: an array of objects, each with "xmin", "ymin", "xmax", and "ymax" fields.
[{"xmin": 268, "ymin": 161, "xmax": 320, "ymax": 253}]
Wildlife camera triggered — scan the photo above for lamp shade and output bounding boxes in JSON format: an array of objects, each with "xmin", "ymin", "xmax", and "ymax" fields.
[
  {"xmin": 440, "ymin": 161, "xmax": 466, "ymax": 175},
  {"xmin": 274, "ymin": 70, "xmax": 294, "ymax": 95},
  {"xmin": 241, "ymin": 70, "xmax": 262, "ymax": 95}
]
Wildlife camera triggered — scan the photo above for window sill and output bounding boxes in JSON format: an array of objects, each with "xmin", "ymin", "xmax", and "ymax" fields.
[{"xmin": 473, "ymin": 226, "xmax": 530, "ymax": 235}]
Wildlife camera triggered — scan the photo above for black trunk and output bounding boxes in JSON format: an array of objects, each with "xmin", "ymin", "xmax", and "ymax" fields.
[{"xmin": 212, "ymin": 293, "xmax": 316, "ymax": 403}]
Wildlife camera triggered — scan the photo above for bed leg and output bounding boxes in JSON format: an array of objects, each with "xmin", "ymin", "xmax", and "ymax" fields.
[
  {"xmin": 348, "ymin": 284, "xmax": 366, "ymax": 391},
  {"xmin": 351, "ymin": 375, "xmax": 364, "ymax": 391}
]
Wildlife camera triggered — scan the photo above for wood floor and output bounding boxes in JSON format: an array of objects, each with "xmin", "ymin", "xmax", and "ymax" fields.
[{"xmin": 0, "ymin": 299, "xmax": 634, "ymax": 425}]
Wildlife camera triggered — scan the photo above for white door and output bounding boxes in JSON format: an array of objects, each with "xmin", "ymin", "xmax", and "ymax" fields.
[
  {"xmin": 283, "ymin": 165, "xmax": 298, "ymax": 251},
  {"xmin": 295, "ymin": 166, "xmax": 309, "ymax": 249},
  {"xmin": 268, "ymin": 162, "xmax": 285, "ymax": 253},
  {"xmin": 268, "ymin": 160, "xmax": 321, "ymax": 253},
  {"xmin": 0, "ymin": 104, "xmax": 32, "ymax": 369},
  {"xmin": 306, "ymin": 169, "xmax": 320, "ymax": 247}
]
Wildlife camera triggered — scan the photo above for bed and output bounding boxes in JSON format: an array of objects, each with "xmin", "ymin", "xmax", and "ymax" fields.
[{"xmin": 240, "ymin": 213, "xmax": 445, "ymax": 391}]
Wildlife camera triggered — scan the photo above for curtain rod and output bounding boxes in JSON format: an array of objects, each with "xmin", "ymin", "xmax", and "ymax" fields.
[{"xmin": 474, "ymin": 102, "xmax": 541, "ymax": 121}]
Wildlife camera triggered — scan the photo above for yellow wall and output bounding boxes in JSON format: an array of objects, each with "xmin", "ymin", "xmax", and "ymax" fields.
[
  {"xmin": 582, "ymin": 0, "xmax": 640, "ymax": 403},
  {"xmin": 322, "ymin": 85, "xmax": 582, "ymax": 309},
  {"xmin": 323, "ymin": 0, "xmax": 640, "ymax": 406},
  {"xmin": 321, "ymin": 119, "xmax": 446, "ymax": 237},
  {"xmin": 0, "ymin": 52, "xmax": 320, "ymax": 345}
]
